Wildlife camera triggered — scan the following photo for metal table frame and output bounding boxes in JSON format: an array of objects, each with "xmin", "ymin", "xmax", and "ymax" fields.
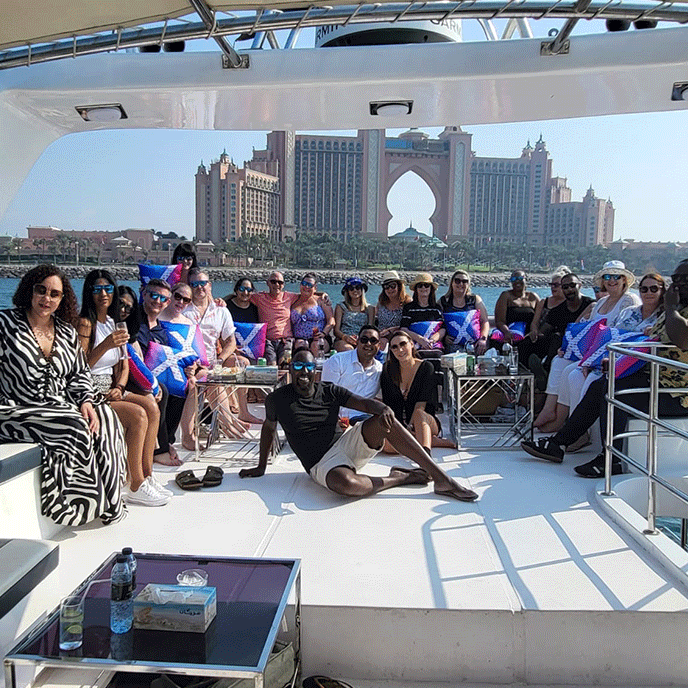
[
  {"xmin": 4, "ymin": 553, "xmax": 301, "ymax": 688},
  {"xmin": 446, "ymin": 368, "xmax": 535, "ymax": 449}
]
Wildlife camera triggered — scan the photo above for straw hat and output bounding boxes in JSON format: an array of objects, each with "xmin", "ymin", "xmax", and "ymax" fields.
[
  {"xmin": 409, "ymin": 272, "xmax": 438, "ymax": 290},
  {"xmin": 593, "ymin": 260, "xmax": 636, "ymax": 288},
  {"xmin": 381, "ymin": 270, "xmax": 403, "ymax": 285}
]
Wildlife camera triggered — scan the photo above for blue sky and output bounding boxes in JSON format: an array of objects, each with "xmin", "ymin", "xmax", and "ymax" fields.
[{"xmin": 1, "ymin": 21, "xmax": 687, "ymax": 243}]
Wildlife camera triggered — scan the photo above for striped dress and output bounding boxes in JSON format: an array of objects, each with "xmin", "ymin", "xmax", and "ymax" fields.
[{"xmin": 0, "ymin": 308, "xmax": 127, "ymax": 526}]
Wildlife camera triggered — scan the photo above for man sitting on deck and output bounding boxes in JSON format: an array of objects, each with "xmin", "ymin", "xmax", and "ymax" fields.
[{"xmin": 239, "ymin": 347, "xmax": 478, "ymax": 501}]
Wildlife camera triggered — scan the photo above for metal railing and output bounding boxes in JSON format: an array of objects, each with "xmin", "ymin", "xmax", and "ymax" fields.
[{"xmin": 604, "ymin": 341, "xmax": 688, "ymax": 536}]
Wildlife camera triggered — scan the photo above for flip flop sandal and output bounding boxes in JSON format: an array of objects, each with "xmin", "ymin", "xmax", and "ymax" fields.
[
  {"xmin": 175, "ymin": 470, "xmax": 203, "ymax": 491},
  {"xmin": 303, "ymin": 677, "xmax": 354, "ymax": 688},
  {"xmin": 202, "ymin": 465, "xmax": 224, "ymax": 487}
]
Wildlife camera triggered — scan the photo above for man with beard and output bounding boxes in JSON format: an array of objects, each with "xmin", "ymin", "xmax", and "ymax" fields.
[{"xmin": 240, "ymin": 347, "xmax": 478, "ymax": 501}]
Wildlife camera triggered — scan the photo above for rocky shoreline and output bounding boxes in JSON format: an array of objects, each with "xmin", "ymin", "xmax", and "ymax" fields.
[{"xmin": 0, "ymin": 264, "xmax": 597, "ymax": 287}]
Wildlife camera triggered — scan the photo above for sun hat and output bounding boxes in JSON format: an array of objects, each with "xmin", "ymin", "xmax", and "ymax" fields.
[
  {"xmin": 381, "ymin": 270, "xmax": 403, "ymax": 285},
  {"xmin": 341, "ymin": 276, "xmax": 368, "ymax": 295},
  {"xmin": 593, "ymin": 260, "xmax": 636, "ymax": 288},
  {"xmin": 410, "ymin": 272, "xmax": 438, "ymax": 290}
]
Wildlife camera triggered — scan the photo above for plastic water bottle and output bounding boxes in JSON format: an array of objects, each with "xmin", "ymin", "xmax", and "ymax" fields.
[
  {"xmin": 121, "ymin": 547, "xmax": 137, "ymax": 595},
  {"xmin": 466, "ymin": 342, "xmax": 475, "ymax": 375},
  {"xmin": 110, "ymin": 555, "xmax": 133, "ymax": 634}
]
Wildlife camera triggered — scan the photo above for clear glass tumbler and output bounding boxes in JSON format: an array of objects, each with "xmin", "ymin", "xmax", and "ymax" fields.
[{"xmin": 59, "ymin": 595, "xmax": 84, "ymax": 650}]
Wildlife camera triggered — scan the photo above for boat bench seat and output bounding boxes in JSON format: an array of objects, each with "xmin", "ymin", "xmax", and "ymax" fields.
[
  {"xmin": 0, "ymin": 539, "xmax": 59, "ymax": 620},
  {"xmin": 626, "ymin": 416, "xmax": 688, "ymax": 476},
  {"xmin": 0, "ymin": 443, "xmax": 41, "ymax": 487}
]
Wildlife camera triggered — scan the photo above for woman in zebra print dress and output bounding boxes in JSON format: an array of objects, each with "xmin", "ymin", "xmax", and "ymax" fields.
[{"xmin": 0, "ymin": 265, "xmax": 127, "ymax": 526}]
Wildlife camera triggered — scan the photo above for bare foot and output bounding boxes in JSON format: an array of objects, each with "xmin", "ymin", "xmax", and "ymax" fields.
[
  {"xmin": 238, "ymin": 412, "xmax": 263, "ymax": 425},
  {"xmin": 169, "ymin": 445, "xmax": 180, "ymax": 463},
  {"xmin": 434, "ymin": 478, "xmax": 478, "ymax": 502},
  {"xmin": 432, "ymin": 436, "xmax": 456, "ymax": 448},
  {"xmin": 154, "ymin": 452, "xmax": 183, "ymax": 466},
  {"xmin": 181, "ymin": 437, "xmax": 196, "ymax": 452},
  {"xmin": 389, "ymin": 466, "xmax": 431, "ymax": 485}
]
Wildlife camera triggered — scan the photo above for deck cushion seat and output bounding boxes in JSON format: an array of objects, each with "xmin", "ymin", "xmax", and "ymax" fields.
[
  {"xmin": 0, "ymin": 443, "xmax": 41, "ymax": 487},
  {"xmin": 0, "ymin": 539, "xmax": 59, "ymax": 619}
]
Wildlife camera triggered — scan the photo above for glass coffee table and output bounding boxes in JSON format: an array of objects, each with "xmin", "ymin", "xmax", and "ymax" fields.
[{"xmin": 4, "ymin": 553, "xmax": 301, "ymax": 688}]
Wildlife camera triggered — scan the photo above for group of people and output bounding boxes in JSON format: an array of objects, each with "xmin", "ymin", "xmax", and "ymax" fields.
[{"xmin": 2, "ymin": 248, "xmax": 686, "ymax": 527}]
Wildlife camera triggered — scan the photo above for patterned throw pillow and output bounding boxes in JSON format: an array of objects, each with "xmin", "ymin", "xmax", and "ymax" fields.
[
  {"xmin": 578, "ymin": 327, "xmax": 654, "ymax": 378},
  {"xmin": 561, "ymin": 320, "xmax": 607, "ymax": 361},
  {"xmin": 234, "ymin": 321, "xmax": 267, "ymax": 360},
  {"xmin": 126, "ymin": 343, "xmax": 160, "ymax": 395},
  {"xmin": 444, "ymin": 310, "xmax": 481, "ymax": 348},
  {"xmin": 144, "ymin": 341, "xmax": 199, "ymax": 397},
  {"xmin": 138, "ymin": 263, "xmax": 183, "ymax": 289},
  {"xmin": 408, "ymin": 321, "xmax": 444, "ymax": 349},
  {"xmin": 160, "ymin": 321, "xmax": 209, "ymax": 367},
  {"xmin": 490, "ymin": 321, "xmax": 527, "ymax": 342}
]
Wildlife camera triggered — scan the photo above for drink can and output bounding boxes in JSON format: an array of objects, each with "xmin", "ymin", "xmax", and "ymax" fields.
[{"xmin": 257, "ymin": 357, "xmax": 267, "ymax": 366}]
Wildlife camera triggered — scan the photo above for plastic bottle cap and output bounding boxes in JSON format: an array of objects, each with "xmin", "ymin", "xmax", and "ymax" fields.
[
  {"xmin": 121, "ymin": 547, "xmax": 133, "ymax": 555},
  {"xmin": 116, "ymin": 554, "xmax": 127, "ymax": 563}
]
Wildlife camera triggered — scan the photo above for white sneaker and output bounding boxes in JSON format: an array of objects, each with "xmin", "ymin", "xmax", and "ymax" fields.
[
  {"xmin": 124, "ymin": 481, "xmax": 170, "ymax": 507},
  {"xmin": 147, "ymin": 475, "xmax": 173, "ymax": 497}
]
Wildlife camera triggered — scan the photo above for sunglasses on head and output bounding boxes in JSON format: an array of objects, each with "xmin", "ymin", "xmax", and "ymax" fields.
[
  {"xmin": 301, "ymin": 280, "xmax": 316, "ymax": 288},
  {"xmin": 602, "ymin": 274, "xmax": 623, "ymax": 281},
  {"xmin": 237, "ymin": 285, "xmax": 254, "ymax": 293},
  {"xmin": 390, "ymin": 339, "xmax": 410, "ymax": 350},
  {"xmin": 146, "ymin": 291, "xmax": 169, "ymax": 303},
  {"xmin": 358, "ymin": 335, "xmax": 379, "ymax": 345},
  {"xmin": 33, "ymin": 284, "xmax": 63, "ymax": 300},
  {"xmin": 173, "ymin": 292, "xmax": 192, "ymax": 304},
  {"xmin": 510, "ymin": 276, "xmax": 525, "ymax": 283},
  {"xmin": 269, "ymin": 279, "xmax": 284, "ymax": 285},
  {"xmin": 291, "ymin": 361, "xmax": 316, "ymax": 372},
  {"xmin": 190, "ymin": 280, "xmax": 209, "ymax": 289},
  {"xmin": 92, "ymin": 284, "xmax": 114, "ymax": 295},
  {"xmin": 453, "ymin": 278, "xmax": 469, "ymax": 284},
  {"xmin": 639, "ymin": 285, "xmax": 661, "ymax": 293}
]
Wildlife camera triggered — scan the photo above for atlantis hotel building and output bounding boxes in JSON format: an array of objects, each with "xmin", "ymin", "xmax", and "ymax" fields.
[{"xmin": 195, "ymin": 128, "xmax": 613, "ymax": 248}]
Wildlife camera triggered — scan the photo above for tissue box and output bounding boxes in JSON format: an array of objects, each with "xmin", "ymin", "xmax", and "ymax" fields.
[
  {"xmin": 133, "ymin": 584, "xmax": 217, "ymax": 633},
  {"xmin": 244, "ymin": 365, "xmax": 279, "ymax": 384},
  {"xmin": 440, "ymin": 352, "xmax": 467, "ymax": 374}
]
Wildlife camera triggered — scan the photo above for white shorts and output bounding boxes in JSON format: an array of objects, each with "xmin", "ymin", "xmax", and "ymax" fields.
[{"xmin": 309, "ymin": 421, "xmax": 381, "ymax": 489}]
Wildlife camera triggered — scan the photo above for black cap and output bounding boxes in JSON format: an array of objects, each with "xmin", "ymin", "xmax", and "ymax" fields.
[
  {"xmin": 122, "ymin": 547, "xmax": 133, "ymax": 556},
  {"xmin": 116, "ymin": 554, "xmax": 127, "ymax": 563}
]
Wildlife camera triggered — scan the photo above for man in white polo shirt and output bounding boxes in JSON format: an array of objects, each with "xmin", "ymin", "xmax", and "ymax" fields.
[{"xmin": 322, "ymin": 325, "xmax": 383, "ymax": 421}]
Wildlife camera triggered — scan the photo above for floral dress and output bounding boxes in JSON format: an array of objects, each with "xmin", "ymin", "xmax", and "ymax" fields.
[{"xmin": 0, "ymin": 308, "xmax": 126, "ymax": 526}]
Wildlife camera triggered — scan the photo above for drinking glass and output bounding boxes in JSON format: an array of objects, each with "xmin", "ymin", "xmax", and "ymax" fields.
[
  {"xmin": 115, "ymin": 321, "xmax": 128, "ymax": 358},
  {"xmin": 59, "ymin": 595, "xmax": 84, "ymax": 650}
]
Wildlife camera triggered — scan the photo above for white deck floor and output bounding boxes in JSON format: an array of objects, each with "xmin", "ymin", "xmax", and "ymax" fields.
[{"xmin": 8, "ymin": 421, "xmax": 688, "ymax": 686}]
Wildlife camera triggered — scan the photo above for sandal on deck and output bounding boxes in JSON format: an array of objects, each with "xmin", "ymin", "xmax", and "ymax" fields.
[
  {"xmin": 202, "ymin": 466, "xmax": 224, "ymax": 487},
  {"xmin": 303, "ymin": 677, "xmax": 354, "ymax": 688},
  {"xmin": 175, "ymin": 470, "xmax": 203, "ymax": 491}
]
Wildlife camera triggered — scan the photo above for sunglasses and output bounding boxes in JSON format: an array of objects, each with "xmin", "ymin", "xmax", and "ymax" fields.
[
  {"xmin": 383, "ymin": 282, "xmax": 399, "ymax": 290},
  {"xmin": 671, "ymin": 273, "xmax": 688, "ymax": 285},
  {"xmin": 639, "ymin": 285, "xmax": 661, "ymax": 293},
  {"xmin": 291, "ymin": 361, "xmax": 316, "ymax": 372},
  {"xmin": 453, "ymin": 278, "xmax": 469, "ymax": 284},
  {"xmin": 301, "ymin": 280, "xmax": 316, "ymax": 288},
  {"xmin": 190, "ymin": 280, "xmax": 209, "ymax": 289},
  {"xmin": 549, "ymin": 282, "xmax": 561, "ymax": 288},
  {"xmin": 415, "ymin": 283, "xmax": 432, "ymax": 289},
  {"xmin": 358, "ymin": 335, "xmax": 379, "ymax": 345},
  {"xmin": 561, "ymin": 283, "xmax": 580, "ymax": 290},
  {"xmin": 173, "ymin": 292, "xmax": 192, "ymax": 304},
  {"xmin": 120, "ymin": 303, "xmax": 133, "ymax": 314},
  {"xmin": 390, "ymin": 340, "xmax": 410, "ymax": 350},
  {"xmin": 33, "ymin": 284, "xmax": 63, "ymax": 300},
  {"xmin": 176, "ymin": 256, "xmax": 194, "ymax": 263},
  {"xmin": 237, "ymin": 285, "xmax": 254, "ymax": 293},
  {"xmin": 510, "ymin": 276, "xmax": 525, "ymax": 283},
  {"xmin": 269, "ymin": 279, "xmax": 284, "ymax": 285},
  {"xmin": 92, "ymin": 284, "xmax": 114, "ymax": 295},
  {"xmin": 602, "ymin": 274, "xmax": 624, "ymax": 281},
  {"xmin": 347, "ymin": 285, "xmax": 363, "ymax": 291},
  {"xmin": 146, "ymin": 291, "xmax": 170, "ymax": 303}
]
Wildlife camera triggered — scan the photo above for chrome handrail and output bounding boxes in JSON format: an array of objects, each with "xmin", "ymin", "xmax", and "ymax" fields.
[{"xmin": 605, "ymin": 340, "xmax": 688, "ymax": 536}]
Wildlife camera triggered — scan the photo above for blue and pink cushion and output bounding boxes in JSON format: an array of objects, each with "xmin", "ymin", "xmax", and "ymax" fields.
[
  {"xmin": 144, "ymin": 341, "xmax": 198, "ymax": 397},
  {"xmin": 160, "ymin": 321, "xmax": 209, "ymax": 367},
  {"xmin": 490, "ymin": 322, "xmax": 527, "ymax": 342},
  {"xmin": 578, "ymin": 327, "xmax": 655, "ymax": 379},
  {"xmin": 408, "ymin": 320, "xmax": 444, "ymax": 349},
  {"xmin": 444, "ymin": 310, "xmax": 481, "ymax": 347},
  {"xmin": 561, "ymin": 320, "xmax": 607, "ymax": 361},
  {"xmin": 125, "ymin": 343, "xmax": 160, "ymax": 396},
  {"xmin": 138, "ymin": 263, "xmax": 183, "ymax": 290},
  {"xmin": 234, "ymin": 321, "xmax": 267, "ymax": 360}
]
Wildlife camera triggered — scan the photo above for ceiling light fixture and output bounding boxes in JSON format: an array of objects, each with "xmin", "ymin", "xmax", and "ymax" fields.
[
  {"xmin": 75, "ymin": 103, "xmax": 128, "ymax": 122},
  {"xmin": 370, "ymin": 100, "xmax": 413, "ymax": 116}
]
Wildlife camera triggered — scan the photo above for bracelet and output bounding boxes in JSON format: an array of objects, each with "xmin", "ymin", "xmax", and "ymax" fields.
[{"xmin": 115, "ymin": 384, "xmax": 125, "ymax": 392}]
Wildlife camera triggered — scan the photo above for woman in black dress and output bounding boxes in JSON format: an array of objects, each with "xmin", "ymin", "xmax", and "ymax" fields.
[
  {"xmin": 381, "ymin": 330, "xmax": 449, "ymax": 454},
  {"xmin": 0, "ymin": 265, "xmax": 126, "ymax": 526}
]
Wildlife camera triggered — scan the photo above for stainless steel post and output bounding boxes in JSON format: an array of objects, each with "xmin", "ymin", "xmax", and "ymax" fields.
[
  {"xmin": 603, "ymin": 350, "xmax": 616, "ymax": 496},
  {"xmin": 644, "ymin": 359, "xmax": 660, "ymax": 535}
]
